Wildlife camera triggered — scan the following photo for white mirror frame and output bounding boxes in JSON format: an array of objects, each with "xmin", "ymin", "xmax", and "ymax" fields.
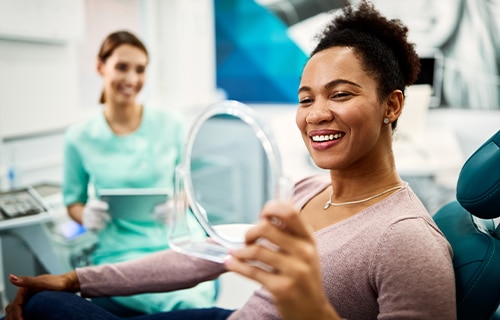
[{"xmin": 168, "ymin": 100, "xmax": 284, "ymax": 262}]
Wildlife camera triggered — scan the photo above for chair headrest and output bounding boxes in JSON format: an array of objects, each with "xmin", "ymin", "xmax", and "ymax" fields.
[{"xmin": 457, "ymin": 130, "xmax": 500, "ymax": 219}]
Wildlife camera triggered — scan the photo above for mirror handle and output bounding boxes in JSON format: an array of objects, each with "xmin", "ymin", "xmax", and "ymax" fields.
[{"xmin": 277, "ymin": 176, "xmax": 294, "ymax": 201}]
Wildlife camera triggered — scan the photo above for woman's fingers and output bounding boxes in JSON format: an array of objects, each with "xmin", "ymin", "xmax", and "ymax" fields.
[
  {"xmin": 6, "ymin": 274, "xmax": 53, "ymax": 320},
  {"xmin": 5, "ymin": 286, "xmax": 37, "ymax": 320},
  {"xmin": 5, "ymin": 272, "xmax": 80, "ymax": 320},
  {"xmin": 232, "ymin": 230, "xmax": 315, "ymax": 273},
  {"xmin": 10, "ymin": 274, "xmax": 54, "ymax": 290},
  {"xmin": 244, "ymin": 200, "xmax": 315, "ymax": 256},
  {"xmin": 225, "ymin": 242, "xmax": 304, "ymax": 297},
  {"xmin": 226, "ymin": 199, "xmax": 322, "ymax": 289},
  {"xmin": 262, "ymin": 200, "xmax": 313, "ymax": 238},
  {"xmin": 227, "ymin": 202, "xmax": 317, "ymax": 279},
  {"xmin": 224, "ymin": 249, "xmax": 278, "ymax": 284},
  {"xmin": 226, "ymin": 234, "xmax": 320, "ymax": 302},
  {"xmin": 227, "ymin": 189, "xmax": 341, "ymax": 319},
  {"xmin": 9, "ymin": 272, "xmax": 79, "ymax": 292}
]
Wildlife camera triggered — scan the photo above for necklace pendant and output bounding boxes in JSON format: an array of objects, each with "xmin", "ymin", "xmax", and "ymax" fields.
[{"xmin": 323, "ymin": 201, "xmax": 331, "ymax": 210}]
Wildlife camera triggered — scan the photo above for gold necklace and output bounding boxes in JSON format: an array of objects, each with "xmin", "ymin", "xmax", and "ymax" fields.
[{"xmin": 323, "ymin": 183, "xmax": 407, "ymax": 209}]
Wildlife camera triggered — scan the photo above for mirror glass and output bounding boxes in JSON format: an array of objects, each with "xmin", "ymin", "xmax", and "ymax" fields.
[{"xmin": 168, "ymin": 100, "xmax": 286, "ymax": 263}]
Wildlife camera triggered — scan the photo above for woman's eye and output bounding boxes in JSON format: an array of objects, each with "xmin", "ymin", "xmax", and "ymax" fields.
[
  {"xmin": 299, "ymin": 97, "xmax": 313, "ymax": 104},
  {"xmin": 332, "ymin": 92, "xmax": 350, "ymax": 99},
  {"xmin": 116, "ymin": 63, "xmax": 128, "ymax": 71},
  {"xmin": 136, "ymin": 66, "xmax": 146, "ymax": 74}
]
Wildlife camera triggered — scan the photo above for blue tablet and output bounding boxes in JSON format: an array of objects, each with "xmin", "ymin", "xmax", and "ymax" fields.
[{"xmin": 98, "ymin": 188, "xmax": 169, "ymax": 222}]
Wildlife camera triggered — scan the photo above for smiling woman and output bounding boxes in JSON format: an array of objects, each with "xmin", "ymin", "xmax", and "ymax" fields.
[
  {"xmin": 60, "ymin": 30, "xmax": 217, "ymax": 316},
  {"xmin": 96, "ymin": 32, "xmax": 147, "ymax": 106},
  {"xmin": 296, "ymin": 46, "xmax": 401, "ymax": 172}
]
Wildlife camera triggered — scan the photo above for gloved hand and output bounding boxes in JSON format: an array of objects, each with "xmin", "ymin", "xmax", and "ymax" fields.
[
  {"xmin": 82, "ymin": 199, "xmax": 111, "ymax": 232},
  {"xmin": 152, "ymin": 199, "xmax": 175, "ymax": 224}
]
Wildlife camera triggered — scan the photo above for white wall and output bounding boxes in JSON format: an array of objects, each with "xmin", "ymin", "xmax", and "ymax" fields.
[
  {"xmin": 0, "ymin": 0, "xmax": 219, "ymax": 190},
  {"xmin": 142, "ymin": 0, "xmax": 219, "ymax": 112},
  {"xmin": 0, "ymin": 0, "xmax": 86, "ymax": 139}
]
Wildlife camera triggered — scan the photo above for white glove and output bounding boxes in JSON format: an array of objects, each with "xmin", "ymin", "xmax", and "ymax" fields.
[
  {"xmin": 152, "ymin": 200, "xmax": 175, "ymax": 224},
  {"xmin": 82, "ymin": 199, "xmax": 111, "ymax": 232}
]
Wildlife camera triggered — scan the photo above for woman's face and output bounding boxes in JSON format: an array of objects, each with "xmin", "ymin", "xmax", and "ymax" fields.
[
  {"xmin": 98, "ymin": 44, "xmax": 148, "ymax": 106},
  {"xmin": 296, "ymin": 46, "xmax": 389, "ymax": 171}
]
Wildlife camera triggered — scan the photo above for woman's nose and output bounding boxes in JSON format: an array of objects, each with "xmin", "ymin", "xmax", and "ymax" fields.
[
  {"xmin": 306, "ymin": 102, "xmax": 334, "ymax": 124},
  {"xmin": 124, "ymin": 70, "xmax": 139, "ymax": 84}
]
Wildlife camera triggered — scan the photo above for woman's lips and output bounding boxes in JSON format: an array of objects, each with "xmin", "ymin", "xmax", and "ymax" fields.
[{"xmin": 309, "ymin": 130, "xmax": 345, "ymax": 150}]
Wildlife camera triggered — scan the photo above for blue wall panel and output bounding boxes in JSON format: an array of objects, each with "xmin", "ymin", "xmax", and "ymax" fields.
[{"xmin": 215, "ymin": 0, "xmax": 308, "ymax": 103}]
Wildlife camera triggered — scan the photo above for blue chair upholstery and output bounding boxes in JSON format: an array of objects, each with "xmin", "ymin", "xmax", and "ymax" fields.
[{"xmin": 433, "ymin": 130, "xmax": 500, "ymax": 320}]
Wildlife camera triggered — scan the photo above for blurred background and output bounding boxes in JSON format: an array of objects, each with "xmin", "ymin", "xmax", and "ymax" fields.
[{"xmin": 1, "ymin": 0, "xmax": 498, "ymax": 209}]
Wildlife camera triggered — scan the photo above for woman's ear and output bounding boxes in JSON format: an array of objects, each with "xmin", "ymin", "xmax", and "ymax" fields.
[
  {"xmin": 96, "ymin": 59, "xmax": 105, "ymax": 76},
  {"xmin": 384, "ymin": 89, "xmax": 404, "ymax": 122}
]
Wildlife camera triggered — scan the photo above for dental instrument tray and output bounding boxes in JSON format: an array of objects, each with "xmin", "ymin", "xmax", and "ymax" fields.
[
  {"xmin": 98, "ymin": 188, "xmax": 169, "ymax": 222},
  {"xmin": 0, "ymin": 187, "xmax": 51, "ymax": 230}
]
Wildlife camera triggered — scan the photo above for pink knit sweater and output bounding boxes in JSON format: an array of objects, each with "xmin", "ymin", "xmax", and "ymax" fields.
[{"xmin": 77, "ymin": 175, "xmax": 456, "ymax": 319}]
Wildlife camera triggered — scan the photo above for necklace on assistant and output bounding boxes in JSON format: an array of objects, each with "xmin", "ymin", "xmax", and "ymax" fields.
[{"xmin": 323, "ymin": 183, "xmax": 407, "ymax": 210}]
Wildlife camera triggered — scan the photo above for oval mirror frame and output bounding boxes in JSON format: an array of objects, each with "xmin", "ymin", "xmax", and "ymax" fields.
[{"xmin": 168, "ymin": 100, "xmax": 285, "ymax": 262}]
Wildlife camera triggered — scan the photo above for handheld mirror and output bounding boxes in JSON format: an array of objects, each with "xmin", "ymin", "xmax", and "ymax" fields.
[{"xmin": 168, "ymin": 100, "xmax": 289, "ymax": 263}]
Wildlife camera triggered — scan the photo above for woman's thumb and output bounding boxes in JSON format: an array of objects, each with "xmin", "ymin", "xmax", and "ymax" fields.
[{"xmin": 9, "ymin": 274, "xmax": 22, "ymax": 285}]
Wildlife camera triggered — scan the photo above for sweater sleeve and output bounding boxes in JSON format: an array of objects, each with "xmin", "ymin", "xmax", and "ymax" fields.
[
  {"xmin": 371, "ymin": 217, "xmax": 456, "ymax": 320},
  {"xmin": 76, "ymin": 249, "xmax": 226, "ymax": 297}
]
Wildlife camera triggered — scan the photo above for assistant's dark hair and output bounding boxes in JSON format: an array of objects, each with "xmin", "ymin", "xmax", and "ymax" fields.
[
  {"xmin": 312, "ymin": 1, "xmax": 420, "ymax": 128},
  {"xmin": 97, "ymin": 30, "xmax": 148, "ymax": 104}
]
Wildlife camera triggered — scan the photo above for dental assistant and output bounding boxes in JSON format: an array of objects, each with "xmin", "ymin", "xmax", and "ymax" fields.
[{"xmin": 62, "ymin": 30, "xmax": 215, "ymax": 315}]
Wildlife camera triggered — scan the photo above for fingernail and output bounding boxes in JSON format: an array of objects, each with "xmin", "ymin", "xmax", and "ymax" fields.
[
  {"xmin": 9, "ymin": 274, "xmax": 19, "ymax": 282},
  {"xmin": 223, "ymin": 255, "xmax": 232, "ymax": 265}
]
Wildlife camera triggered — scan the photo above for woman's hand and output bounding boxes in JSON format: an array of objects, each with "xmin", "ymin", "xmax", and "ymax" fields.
[
  {"xmin": 5, "ymin": 271, "xmax": 80, "ymax": 320},
  {"xmin": 224, "ymin": 200, "xmax": 341, "ymax": 320},
  {"xmin": 81, "ymin": 199, "xmax": 111, "ymax": 231}
]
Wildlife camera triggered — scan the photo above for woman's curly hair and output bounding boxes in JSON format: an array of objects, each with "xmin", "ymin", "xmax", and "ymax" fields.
[{"xmin": 312, "ymin": 0, "xmax": 421, "ymax": 103}]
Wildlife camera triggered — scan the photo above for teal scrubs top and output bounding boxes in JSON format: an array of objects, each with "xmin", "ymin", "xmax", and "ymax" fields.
[{"xmin": 63, "ymin": 107, "xmax": 216, "ymax": 312}]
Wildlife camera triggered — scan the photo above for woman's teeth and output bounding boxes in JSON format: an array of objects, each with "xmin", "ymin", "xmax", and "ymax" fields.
[
  {"xmin": 120, "ymin": 87, "xmax": 134, "ymax": 95},
  {"xmin": 312, "ymin": 133, "xmax": 343, "ymax": 142}
]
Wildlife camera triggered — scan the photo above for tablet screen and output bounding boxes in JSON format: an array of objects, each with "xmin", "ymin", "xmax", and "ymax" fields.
[{"xmin": 99, "ymin": 188, "xmax": 169, "ymax": 222}]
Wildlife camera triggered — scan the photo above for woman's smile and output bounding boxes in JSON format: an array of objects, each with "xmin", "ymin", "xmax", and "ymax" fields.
[{"xmin": 309, "ymin": 129, "xmax": 346, "ymax": 150}]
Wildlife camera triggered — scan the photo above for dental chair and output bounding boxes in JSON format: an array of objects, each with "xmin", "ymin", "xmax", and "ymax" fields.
[{"xmin": 433, "ymin": 130, "xmax": 500, "ymax": 320}]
